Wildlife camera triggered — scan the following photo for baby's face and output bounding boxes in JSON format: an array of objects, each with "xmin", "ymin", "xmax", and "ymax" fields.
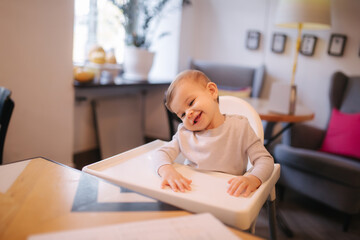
[{"xmin": 169, "ymin": 80, "xmax": 219, "ymax": 131}]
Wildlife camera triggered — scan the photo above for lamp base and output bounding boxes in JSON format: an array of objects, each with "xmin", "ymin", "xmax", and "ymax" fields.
[
  {"xmin": 268, "ymin": 82, "xmax": 297, "ymax": 115},
  {"xmin": 289, "ymin": 85, "xmax": 296, "ymax": 115}
]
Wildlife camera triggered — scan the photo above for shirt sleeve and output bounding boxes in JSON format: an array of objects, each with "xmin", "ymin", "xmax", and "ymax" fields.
[
  {"xmin": 243, "ymin": 119, "xmax": 274, "ymax": 183},
  {"xmin": 151, "ymin": 134, "xmax": 181, "ymax": 174}
]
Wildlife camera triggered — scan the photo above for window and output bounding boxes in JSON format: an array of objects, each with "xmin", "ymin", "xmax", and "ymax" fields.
[{"xmin": 73, "ymin": 0, "xmax": 124, "ymax": 64}]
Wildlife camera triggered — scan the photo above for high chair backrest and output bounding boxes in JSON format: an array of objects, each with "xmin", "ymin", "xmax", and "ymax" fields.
[
  {"xmin": 219, "ymin": 96, "xmax": 264, "ymax": 142},
  {"xmin": 219, "ymin": 96, "xmax": 264, "ymax": 170}
]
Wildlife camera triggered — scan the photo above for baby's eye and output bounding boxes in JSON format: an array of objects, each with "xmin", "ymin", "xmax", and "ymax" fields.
[
  {"xmin": 180, "ymin": 113, "xmax": 185, "ymax": 119},
  {"xmin": 189, "ymin": 99, "xmax": 195, "ymax": 106}
]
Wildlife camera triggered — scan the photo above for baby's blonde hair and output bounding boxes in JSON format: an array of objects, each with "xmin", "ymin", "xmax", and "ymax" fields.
[{"xmin": 165, "ymin": 70, "xmax": 211, "ymax": 112}]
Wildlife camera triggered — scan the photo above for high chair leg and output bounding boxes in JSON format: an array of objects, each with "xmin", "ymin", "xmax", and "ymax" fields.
[
  {"xmin": 268, "ymin": 188, "xmax": 278, "ymax": 240},
  {"xmin": 249, "ymin": 219, "xmax": 257, "ymax": 234}
]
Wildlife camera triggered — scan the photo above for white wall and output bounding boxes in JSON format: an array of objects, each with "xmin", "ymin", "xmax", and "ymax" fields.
[
  {"xmin": 179, "ymin": 0, "xmax": 269, "ymax": 70},
  {"xmin": 0, "ymin": 0, "xmax": 74, "ymax": 165},
  {"xmin": 179, "ymin": 0, "xmax": 360, "ymax": 129}
]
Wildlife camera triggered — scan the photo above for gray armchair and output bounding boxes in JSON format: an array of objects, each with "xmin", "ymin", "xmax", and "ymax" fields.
[
  {"xmin": 274, "ymin": 71, "xmax": 360, "ymax": 231},
  {"xmin": 189, "ymin": 58, "xmax": 265, "ymax": 98}
]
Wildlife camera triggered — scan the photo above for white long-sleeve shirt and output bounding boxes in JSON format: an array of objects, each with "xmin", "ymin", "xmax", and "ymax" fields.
[{"xmin": 152, "ymin": 115, "xmax": 274, "ymax": 183}]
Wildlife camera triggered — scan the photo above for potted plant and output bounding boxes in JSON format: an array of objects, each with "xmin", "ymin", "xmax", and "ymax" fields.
[{"xmin": 109, "ymin": 0, "xmax": 184, "ymax": 81}]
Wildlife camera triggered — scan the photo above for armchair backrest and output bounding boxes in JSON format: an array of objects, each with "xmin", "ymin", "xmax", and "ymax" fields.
[
  {"xmin": 189, "ymin": 59, "xmax": 265, "ymax": 98},
  {"xmin": 330, "ymin": 71, "xmax": 360, "ymax": 114},
  {"xmin": 282, "ymin": 71, "xmax": 360, "ymax": 149}
]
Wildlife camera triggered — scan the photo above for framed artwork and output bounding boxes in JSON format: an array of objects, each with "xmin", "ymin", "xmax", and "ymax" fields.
[
  {"xmin": 246, "ymin": 31, "xmax": 261, "ymax": 50},
  {"xmin": 328, "ymin": 34, "xmax": 347, "ymax": 56},
  {"xmin": 271, "ymin": 33, "xmax": 287, "ymax": 53},
  {"xmin": 300, "ymin": 34, "xmax": 317, "ymax": 56}
]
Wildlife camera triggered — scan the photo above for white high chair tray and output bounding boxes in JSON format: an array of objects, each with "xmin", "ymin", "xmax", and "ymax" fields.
[{"xmin": 83, "ymin": 140, "xmax": 280, "ymax": 230}]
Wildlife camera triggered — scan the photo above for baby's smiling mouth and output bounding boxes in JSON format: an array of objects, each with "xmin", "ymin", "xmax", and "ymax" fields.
[{"xmin": 193, "ymin": 112, "xmax": 202, "ymax": 125}]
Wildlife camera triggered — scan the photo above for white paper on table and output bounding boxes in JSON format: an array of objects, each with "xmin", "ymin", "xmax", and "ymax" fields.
[
  {"xmin": 0, "ymin": 160, "xmax": 30, "ymax": 193},
  {"xmin": 28, "ymin": 213, "xmax": 241, "ymax": 240}
]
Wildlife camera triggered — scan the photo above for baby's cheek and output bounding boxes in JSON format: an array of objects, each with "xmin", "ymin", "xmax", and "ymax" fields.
[
  {"xmin": 184, "ymin": 121, "xmax": 196, "ymax": 131},
  {"xmin": 184, "ymin": 121, "xmax": 192, "ymax": 129}
]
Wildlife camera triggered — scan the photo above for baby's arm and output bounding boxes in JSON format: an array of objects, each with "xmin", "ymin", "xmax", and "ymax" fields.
[
  {"xmin": 227, "ymin": 118, "xmax": 273, "ymax": 197},
  {"xmin": 152, "ymin": 136, "xmax": 192, "ymax": 192},
  {"xmin": 227, "ymin": 174, "xmax": 261, "ymax": 197},
  {"xmin": 158, "ymin": 164, "xmax": 192, "ymax": 192}
]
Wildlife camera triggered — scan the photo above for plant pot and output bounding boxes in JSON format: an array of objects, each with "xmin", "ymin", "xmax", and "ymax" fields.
[{"xmin": 123, "ymin": 46, "xmax": 155, "ymax": 81}]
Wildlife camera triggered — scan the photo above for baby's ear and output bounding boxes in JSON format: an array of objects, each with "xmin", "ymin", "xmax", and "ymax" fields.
[{"xmin": 206, "ymin": 82, "xmax": 218, "ymax": 99}]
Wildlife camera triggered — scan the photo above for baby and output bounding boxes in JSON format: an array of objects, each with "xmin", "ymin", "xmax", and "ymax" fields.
[{"xmin": 152, "ymin": 70, "xmax": 274, "ymax": 197}]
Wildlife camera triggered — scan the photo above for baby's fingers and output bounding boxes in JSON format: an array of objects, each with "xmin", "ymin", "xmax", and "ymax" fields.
[
  {"xmin": 161, "ymin": 179, "xmax": 191, "ymax": 193},
  {"xmin": 227, "ymin": 180, "xmax": 240, "ymax": 195},
  {"xmin": 169, "ymin": 180, "xmax": 180, "ymax": 192},
  {"xmin": 228, "ymin": 179, "xmax": 248, "ymax": 197},
  {"xmin": 234, "ymin": 182, "xmax": 247, "ymax": 197},
  {"xmin": 161, "ymin": 179, "xmax": 178, "ymax": 192},
  {"xmin": 161, "ymin": 179, "xmax": 171, "ymax": 190},
  {"xmin": 174, "ymin": 179, "xmax": 186, "ymax": 192},
  {"xmin": 241, "ymin": 186, "xmax": 252, "ymax": 197},
  {"xmin": 181, "ymin": 178, "xmax": 192, "ymax": 190},
  {"xmin": 176, "ymin": 178, "xmax": 192, "ymax": 192},
  {"xmin": 241, "ymin": 183, "xmax": 258, "ymax": 197}
]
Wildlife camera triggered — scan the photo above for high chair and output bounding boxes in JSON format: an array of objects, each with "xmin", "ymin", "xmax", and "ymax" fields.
[{"xmin": 83, "ymin": 96, "xmax": 280, "ymax": 240}]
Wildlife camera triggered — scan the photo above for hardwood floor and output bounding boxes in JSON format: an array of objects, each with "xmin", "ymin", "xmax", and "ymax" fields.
[{"xmin": 255, "ymin": 188, "xmax": 360, "ymax": 240}]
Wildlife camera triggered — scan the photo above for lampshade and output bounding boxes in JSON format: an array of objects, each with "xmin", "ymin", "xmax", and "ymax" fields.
[{"xmin": 275, "ymin": 0, "xmax": 331, "ymax": 29}]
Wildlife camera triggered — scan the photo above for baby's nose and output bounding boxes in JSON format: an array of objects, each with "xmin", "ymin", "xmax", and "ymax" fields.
[{"xmin": 186, "ymin": 109, "xmax": 194, "ymax": 118}]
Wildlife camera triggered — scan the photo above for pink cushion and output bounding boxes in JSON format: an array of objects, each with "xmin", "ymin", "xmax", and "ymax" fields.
[{"xmin": 320, "ymin": 108, "xmax": 360, "ymax": 159}]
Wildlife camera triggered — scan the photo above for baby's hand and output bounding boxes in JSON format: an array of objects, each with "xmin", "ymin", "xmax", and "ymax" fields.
[
  {"xmin": 158, "ymin": 164, "xmax": 192, "ymax": 192},
  {"xmin": 227, "ymin": 175, "xmax": 261, "ymax": 197}
]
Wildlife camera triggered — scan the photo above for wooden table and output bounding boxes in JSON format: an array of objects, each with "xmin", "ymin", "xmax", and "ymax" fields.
[
  {"xmin": 0, "ymin": 158, "xmax": 263, "ymax": 240},
  {"xmin": 244, "ymin": 98, "xmax": 314, "ymax": 123},
  {"xmin": 244, "ymin": 98, "xmax": 315, "ymax": 147}
]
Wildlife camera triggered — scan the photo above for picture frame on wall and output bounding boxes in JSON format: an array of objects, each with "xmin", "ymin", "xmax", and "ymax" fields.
[
  {"xmin": 328, "ymin": 34, "xmax": 347, "ymax": 57},
  {"xmin": 246, "ymin": 31, "xmax": 261, "ymax": 50},
  {"xmin": 271, "ymin": 33, "xmax": 287, "ymax": 53},
  {"xmin": 300, "ymin": 34, "xmax": 317, "ymax": 56}
]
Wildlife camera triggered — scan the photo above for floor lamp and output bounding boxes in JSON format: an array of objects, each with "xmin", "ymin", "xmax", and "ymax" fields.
[{"xmin": 274, "ymin": 0, "xmax": 331, "ymax": 114}]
